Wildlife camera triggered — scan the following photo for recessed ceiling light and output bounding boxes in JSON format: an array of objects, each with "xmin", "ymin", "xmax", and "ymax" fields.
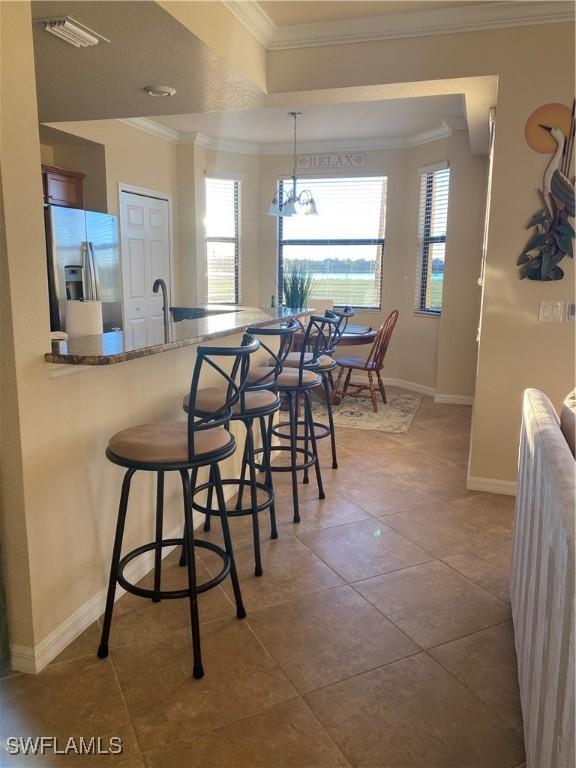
[{"xmin": 145, "ymin": 86, "xmax": 176, "ymax": 98}]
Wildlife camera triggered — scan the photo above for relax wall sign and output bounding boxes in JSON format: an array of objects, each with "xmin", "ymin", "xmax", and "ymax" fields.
[{"xmin": 296, "ymin": 153, "xmax": 367, "ymax": 170}]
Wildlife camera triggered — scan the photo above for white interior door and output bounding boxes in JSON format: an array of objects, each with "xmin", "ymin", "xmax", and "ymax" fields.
[{"xmin": 120, "ymin": 191, "xmax": 171, "ymax": 348}]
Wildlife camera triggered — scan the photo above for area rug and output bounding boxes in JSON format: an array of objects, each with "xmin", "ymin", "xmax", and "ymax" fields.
[{"xmin": 313, "ymin": 391, "xmax": 422, "ymax": 433}]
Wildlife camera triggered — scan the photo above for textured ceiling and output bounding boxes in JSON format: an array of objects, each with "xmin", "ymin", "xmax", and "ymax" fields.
[
  {"xmin": 31, "ymin": 0, "xmax": 265, "ymax": 122},
  {"xmin": 153, "ymin": 94, "xmax": 465, "ymax": 144},
  {"xmin": 258, "ymin": 1, "xmax": 491, "ymax": 26}
]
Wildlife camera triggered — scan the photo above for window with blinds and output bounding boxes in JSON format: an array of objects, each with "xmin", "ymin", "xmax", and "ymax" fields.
[
  {"xmin": 416, "ymin": 165, "xmax": 450, "ymax": 313},
  {"xmin": 205, "ymin": 177, "xmax": 240, "ymax": 304},
  {"xmin": 277, "ymin": 176, "xmax": 387, "ymax": 309}
]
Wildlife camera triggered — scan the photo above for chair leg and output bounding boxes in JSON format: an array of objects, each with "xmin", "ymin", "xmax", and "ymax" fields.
[
  {"xmin": 342, "ymin": 368, "xmax": 353, "ymax": 399},
  {"xmin": 203, "ymin": 466, "xmax": 215, "ymax": 532},
  {"xmin": 377, "ymin": 371, "xmax": 387, "ymax": 404},
  {"xmin": 367, "ymin": 371, "xmax": 378, "ymax": 412},
  {"xmin": 287, "ymin": 392, "xmax": 300, "ymax": 524},
  {"xmin": 179, "ymin": 469, "xmax": 204, "ymax": 680},
  {"xmin": 212, "ymin": 462, "xmax": 246, "ymax": 619},
  {"xmin": 245, "ymin": 420, "xmax": 263, "ymax": 577},
  {"xmin": 304, "ymin": 391, "xmax": 325, "ymax": 500},
  {"xmin": 323, "ymin": 373, "xmax": 338, "ymax": 469},
  {"xmin": 303, "ymin": 392, "xmax": 310, "ymax": 485},
  {"xmin": 334, "ymin": 366, "xmax": 345, "ymax": 398},
  {"xmin": 98, "ymin": 468, "xmax": 136, "ymax": 659},
  {"xmin": 259, "ymin": 415, "xmax": 278, "ymax": 540},
  {"xmin": 179, "ymin": 467, "xmax": 198, "ymax": 567},
  {"xmin": 235, "ymin": 430, "xmax": 250, "ymax": 512},
  {"xmin": 152, "ymin": 471, "xmax": 164, "ymax": 603}
]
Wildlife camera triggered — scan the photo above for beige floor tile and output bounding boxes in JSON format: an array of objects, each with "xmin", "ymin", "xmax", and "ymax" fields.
[
  {"xmin": 305, "ymin": 653, "xmax": 525, "ymax": 768},
  {"xmin": 51, "ymin": 621, "xmax": 102, "ymax": 665},
  {"xmin": 443, "ymin": 538, "xmax": 513, "ymax": 603},
  {"xmin": 0, "ymin": 656, "xmax": 142, "ymax": 766},
  {"xmin": 298, "ymin": 519, "xmax": 431, "ymax": 582},
  {"xmin": 429, "ymin": 621, "xmax": 524, "ymax": 732},
  {"xmin": 355, "ymin": 560, "xmax": 510, "ymax": 648},
  {"xmin": 273, "ymin": 488, "xmax": 373, "ymax": 531},
  {"xmin": 247, "ymin": 585, "xmax": 419, "ymax": 693},
  {"xmin": 105, "ymin": 557, "xmax": 236, "ymax": 650},
  {"xmin": 111, "ymin": 618, "xmax": 296, "ymax": 752},
  {"xmin": 206, "ymin": 535, "xmax": 344, "ymax": 611},
  {"xmin": 382, "ymin": 495, "xmax": 514, "ymax": 558},
  {"xmin": 143, "ymin": 698, "xmax": 349, "ymax": 768}
]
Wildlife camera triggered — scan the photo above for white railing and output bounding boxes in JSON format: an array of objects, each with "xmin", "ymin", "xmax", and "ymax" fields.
[{"xmin": 511, "ymin": 389, "xmax": 575, "ymax": 768}]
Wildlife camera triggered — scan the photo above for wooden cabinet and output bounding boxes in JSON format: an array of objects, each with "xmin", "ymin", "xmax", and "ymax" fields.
[{"xmin": 42, "ymin": 165, "xmax": 84, "ymax": 208}]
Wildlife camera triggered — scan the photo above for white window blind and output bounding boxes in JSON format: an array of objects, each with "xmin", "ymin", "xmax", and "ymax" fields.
[
  {"xmin": 205, "ymin": 177, "xmax": 240, "ymax": 304},
  {"xmin": 278, "ymin": 176, "xmax": 387, "ymax": 309},
  {"xmin": 416, "ymin": 166, "xmax": 450, "ymax": 313}
]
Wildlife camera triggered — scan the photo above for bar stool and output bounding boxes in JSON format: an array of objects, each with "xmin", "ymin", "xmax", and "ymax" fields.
[
  {"xmin": 279, "ymin": 307, "xmax": 354, "ymax": 470},
  {"xmin": 262, "ymin": 314, "xmax": 338, "ymax": 524},
  {"xmin": 97, "ymin": 334, "xmax": 259, "ymax": 679},
  {"xmin": 183, "ymin": 320, "xmax": 299, "ymax": 578}
]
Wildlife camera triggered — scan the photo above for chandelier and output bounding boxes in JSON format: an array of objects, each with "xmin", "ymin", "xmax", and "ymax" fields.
[{"xmin": 267, "ymin": 112, "xmax": 318, "ymax": 217}]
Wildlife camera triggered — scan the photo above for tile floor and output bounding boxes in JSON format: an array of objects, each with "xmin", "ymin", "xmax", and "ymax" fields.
[{"xmin": 0, "ymin": 392, "xmax": 526, "ymax": 767}]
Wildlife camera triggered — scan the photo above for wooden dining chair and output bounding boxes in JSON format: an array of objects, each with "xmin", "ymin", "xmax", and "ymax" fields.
[{"xmin": 334, "ymin": 310, "xmax": 399, "ymax": 412}]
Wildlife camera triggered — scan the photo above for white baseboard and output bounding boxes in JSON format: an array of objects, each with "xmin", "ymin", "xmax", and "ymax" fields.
[
  {"xmin": 466, "ymin": 473, "xmax": 517, "ymax": 496},
  {"xmin": 9, "ymin": 485, "xmax": 238, "ymax": 674},
  {"xmin": 379, "ymin": 377, "xmax": 436, "ymax": 398},
  {"xmin": 434, "ymin": 393, "xmax": 474, "ymax": 405}
]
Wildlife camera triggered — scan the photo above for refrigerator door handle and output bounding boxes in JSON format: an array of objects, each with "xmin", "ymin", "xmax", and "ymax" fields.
[{"xmin": 84, "ymin": 241, "xmax": 100, "ymax": 301}]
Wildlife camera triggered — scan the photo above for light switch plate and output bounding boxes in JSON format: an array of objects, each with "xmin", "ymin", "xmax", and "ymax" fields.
[
  {"xmin": 539, "ymin": 300, "xmax": 564, "ymax": 322},
  {"xmin": 566, "ymin": 302, "xmax": 576, "ymax": 321}
]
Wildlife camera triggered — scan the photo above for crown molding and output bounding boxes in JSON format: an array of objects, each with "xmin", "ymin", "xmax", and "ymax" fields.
[
  {"xmin": 225, "ymin": 1, "xmax": 573, "ymax": 51},
  {"xmin": 118, "ymin": 117, "xmax": 180, "ymax": 143},
  {"xmin": 222, "ymin": 0, "xmax": 275, "ymax": 47},
  {"xmin": 118, "ymin": 118, "xmax": 463, "ymax": 154}
]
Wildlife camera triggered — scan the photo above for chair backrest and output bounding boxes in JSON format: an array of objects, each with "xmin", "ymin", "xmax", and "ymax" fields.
[
  {"xmin": 297, "ymin": 312, "xmax": 339, "ymax": 384},
  {"xmin": 245, "ymin": 318, "xmax": 300, "ymax": 389},
  {"xmin": 367, "ymin": 310, "xmax": 399, "ymax": 371},
  {"xmin": 329, "ymin": 306, "xmax": 355, "ymax": 351},
  {"xmin": 186, "ymin": 333, "xmax": 259, "ymax": 459}
]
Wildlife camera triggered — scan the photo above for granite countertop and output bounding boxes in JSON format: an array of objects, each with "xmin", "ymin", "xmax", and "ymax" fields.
[{"xmin": 45, "ymin": 306, "xmax": 307, "ymax": 366}]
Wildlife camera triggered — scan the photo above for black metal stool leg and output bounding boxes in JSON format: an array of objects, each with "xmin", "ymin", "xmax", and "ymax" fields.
[
  {"xmin": 288, "ymin": 392, "xmax": 301, "ymax": 524},
  {"xmin": 323, "ymin": 373, "xmax": 338, "ymax": 469},
  {"xmin": 245, "ymin": 419, "xmax": 263, "ymax": 577},
  {"xmin": 179, "ymin": 469, "xmax": 204, "ymax": 680},
  {"xmin": 259, "ymin": 415, "xmax": 278, "ymax": 540},
  {"xmin": 203, "ymin": 466, "xmax": 214, "ymax": 532},
  {"xmin": 303, "ymin": 392, "xmax": 310, "ymax": 485},
  {"xmin": 235, "ymin": 430, "xmax": 250, "ymax": 511},
  {"xmin": 304, "ymin": 391, "xmax": 325, "ymax": 500},
  {"xmin": 179, "ymin": 467, "xmax": 198, "ymax": 567},
  {"xmin": 153, "ymin": 471, "xmax": 164, "ymax": 602},
  {"xmin": 98, "ymin": 468, "xmax": 136, "ymax": 659},
  {"xmin": 212, "ymin": 462, "xmax": 246, "ymax": 619}
]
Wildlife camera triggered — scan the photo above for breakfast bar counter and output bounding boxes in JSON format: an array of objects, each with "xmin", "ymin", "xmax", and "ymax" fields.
[{"xmin": 45, "ymin": 306, "xmax": 307, "ymax": 365}]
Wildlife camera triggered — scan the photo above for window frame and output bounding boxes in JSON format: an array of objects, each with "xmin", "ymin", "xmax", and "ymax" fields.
[
  {"xmin": 205, "ymin": 176, "xmax": 241, "ymax": 305},
  {"xmin": 416, "ymin": 164, "xmax": 450, "ymax": 316},
  {"xmin": 276, "ymin": 176, "xmax": 387, "ymax": 311}
]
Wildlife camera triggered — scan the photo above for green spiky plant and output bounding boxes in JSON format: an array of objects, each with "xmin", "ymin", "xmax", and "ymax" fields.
[{"xmin": 282, "ymin": 267, "xmax": 317, "ymax": 308}]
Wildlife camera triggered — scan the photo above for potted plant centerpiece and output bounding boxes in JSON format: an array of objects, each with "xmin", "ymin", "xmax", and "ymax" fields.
[{"xmin": 282, "ymin": 266, "xmax": 317, "ymax": 309}]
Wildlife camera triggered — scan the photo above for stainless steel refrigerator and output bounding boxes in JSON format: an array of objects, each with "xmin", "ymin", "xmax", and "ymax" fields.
[{"xmin": 45, "ymin": 205, "xmax": 123, "ymax": 332}]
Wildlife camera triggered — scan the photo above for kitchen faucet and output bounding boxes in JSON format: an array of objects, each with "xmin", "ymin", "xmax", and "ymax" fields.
[{"xmin": 152, "ymin": 278, "xmax": 170, "ymax": 342}]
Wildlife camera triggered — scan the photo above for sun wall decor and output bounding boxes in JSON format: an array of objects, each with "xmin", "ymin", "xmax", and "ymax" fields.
[{"xmin": 518, "ymin": 101, "xmax": 575, "ymax": 281}]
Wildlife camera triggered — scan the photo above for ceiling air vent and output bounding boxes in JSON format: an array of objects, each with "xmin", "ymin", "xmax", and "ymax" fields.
[{"xmin": 38, "ymin": 16, "xmax": 110, "ymax": 48}]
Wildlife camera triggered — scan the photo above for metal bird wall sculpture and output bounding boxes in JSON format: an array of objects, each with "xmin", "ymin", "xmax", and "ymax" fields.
[{"xmin": 518, "ymin": 100, "xmax": 575, "ymax": 281}]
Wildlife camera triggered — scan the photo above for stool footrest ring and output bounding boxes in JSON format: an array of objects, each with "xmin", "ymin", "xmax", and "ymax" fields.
[
  {"xmin": 192, "ymin": 479, "xmax": 274, "ymax": 517},
  {"xmin": 252, "ymin": 445, "xmax": 318, "ymax": 473},
  {"xmin": 271, "ymin": 420, "xmax": 331, "ymax": 441},
  {"xmin": 117, "ymin": 538, "xmax": 230, "ymax": 600}
]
